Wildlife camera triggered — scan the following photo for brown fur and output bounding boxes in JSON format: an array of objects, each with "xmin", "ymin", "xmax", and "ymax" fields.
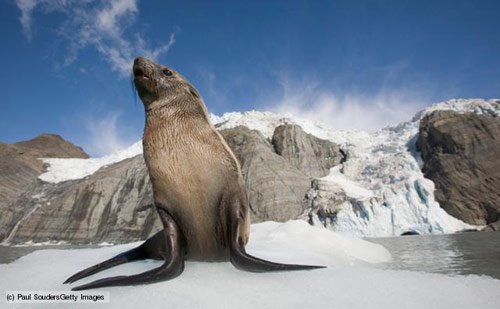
[{"xmin": 134, "ymin": 57, "xmax": 250, "ymax": 261}]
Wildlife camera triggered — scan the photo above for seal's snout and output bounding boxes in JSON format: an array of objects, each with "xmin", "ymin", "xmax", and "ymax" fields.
[
  {"xmin": 133, "ymin": 67, "xmax": 147, "ymax": 79},
  {"xmin": 133, "ymin": 57, "xmax": 152, "ymax": 80},
  {"xmin": 133, "ymin": 57, "xmax": 157, "ymax": 105}
]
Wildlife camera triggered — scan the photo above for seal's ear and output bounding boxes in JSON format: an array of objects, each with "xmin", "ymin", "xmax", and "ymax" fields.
[{"xmin": 187, "ymin": 85, "xmax": 200, "ymax": 98}]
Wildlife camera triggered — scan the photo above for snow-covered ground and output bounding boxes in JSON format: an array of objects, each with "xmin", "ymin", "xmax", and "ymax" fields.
[
  {"xmin": 1, "ymin": 221, "xmax": 499, "ymax": 309},
  {"xmin": 37, "ymin": 98, "xmax": 500, "ymax": 236}
]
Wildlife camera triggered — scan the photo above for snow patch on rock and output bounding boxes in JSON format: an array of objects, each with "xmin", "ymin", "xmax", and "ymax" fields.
[{"xmin": 39, "ymin": 141, "xmax": 143, "ymax": 183}]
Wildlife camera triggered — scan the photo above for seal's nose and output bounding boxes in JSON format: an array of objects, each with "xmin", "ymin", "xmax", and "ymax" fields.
[
  {"xmin": 134, "ymin": 57, "xmax": 143, "ymax": 66},
  {"xmin": 134, "ymin": 56, "xmax": 152, "ymax": 66}
]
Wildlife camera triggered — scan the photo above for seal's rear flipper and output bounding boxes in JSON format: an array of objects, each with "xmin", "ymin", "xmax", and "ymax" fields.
[
  {"xmin": 230, "ymin": 239, "xmax": 326, "ymax": 272},
  {"xmin": 68, "ymin": 209, "xmax": 185, "ymax": 290},
  {"xmin": 228, "ymin": 207, "xmax": 326, "ymax": 273}
]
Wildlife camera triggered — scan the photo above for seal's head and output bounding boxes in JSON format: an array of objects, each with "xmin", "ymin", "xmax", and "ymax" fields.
[{"xmin": 133, "ymin": 57, "xmax": 200, "ymax": 109}]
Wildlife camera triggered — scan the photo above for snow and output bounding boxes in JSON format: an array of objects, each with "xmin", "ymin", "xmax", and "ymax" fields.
[
  {"xmin": 37, "ymin": 98, "xmax": 499, "ymax": 236},
  {"xmin": 413, "ymin": 98, "xmax": 500, "ymax": 120},
  {"xmin": 212, "ymin": 110, "xmax": 360, "ymax": 144},
  {"xmin": 38, "ymin": 141, "xmax": 143, "ymax": 183},
  {"xmin": 246, "ymin": 220, "xmax": 391, "ymax": 265},
  {"xmin": 1, "ymin": 221, "xmax": 499, "ymax": 309},
  {"xmin": 6, "ymin": 240, "xmax": 70, "ymax": 247},
  {"xmin": 320, "ymin": 166, "xmax": 375, "ymax": 199}
]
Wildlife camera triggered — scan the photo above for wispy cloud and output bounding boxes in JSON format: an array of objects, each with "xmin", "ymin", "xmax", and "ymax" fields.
[
  {"xmin": 16, "ymin": 0, "xmax": 38, "ymax": 41},
  {"xmin": 196, "ymin": 69, "xmax": 230, "ymax": 109},
  {"xmin": 15, "ymin": 0, "xmax": 176, "ymax": 77},
  {"xmin": 266, "ymin": 75, "xmax": 429, "ymax": 131},
  {"xmin": 83, "ymin": 111, "xmax": 137, "ymax": 157}
]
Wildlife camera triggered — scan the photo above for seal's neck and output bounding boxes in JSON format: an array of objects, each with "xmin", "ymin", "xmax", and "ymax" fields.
[
  {"xmin": 145, "ymin": 94, "xmax": 182, "ymax": 115},
  {"xmin": 145, "ymin": 95, "xmax": 212, "ymax": 125}
]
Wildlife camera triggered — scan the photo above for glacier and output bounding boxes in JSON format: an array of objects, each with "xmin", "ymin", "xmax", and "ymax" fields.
[{"xmin": 37, "ymin": 98, "xmax": 500, "ymax": 237}]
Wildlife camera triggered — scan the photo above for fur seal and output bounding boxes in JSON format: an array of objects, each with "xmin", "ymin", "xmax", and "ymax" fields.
[{"xmin": 64, "ymin": 57, "xmax": 325, "ymax": 290}]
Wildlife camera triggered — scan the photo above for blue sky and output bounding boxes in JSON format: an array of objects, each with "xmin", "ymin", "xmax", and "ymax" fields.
[{"xmin": 1, "ymin": 0, "xmax": 499, "ymax": 156}]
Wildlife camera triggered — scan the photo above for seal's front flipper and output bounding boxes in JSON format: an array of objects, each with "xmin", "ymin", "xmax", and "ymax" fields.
[
  {"xmin": 71, "ymin": 256, "xmax": 184, "ymax": 290},
  {"xmin": 70, "ymin": 209, "xmax": 185, "ymax": 290},
  {"xmin": 64, "ymin": 230, "xmax": 166, "ymax": 284},
  {"xmin": 228, "ymin": 206, "xmax": 326, "ymax": 273},
  {"xmin": 64, "ymin": 246, "xmax": 146, "ymax": 284}
]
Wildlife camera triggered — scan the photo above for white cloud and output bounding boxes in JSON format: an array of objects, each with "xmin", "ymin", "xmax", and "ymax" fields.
[
  {"xmin": 137, "ymin": 32, "xmax": 176, "ymax": 61},
  {"xmin": 267, "ymin": 76, "xmax": 429, "ymax": 132},
  {"xmin": 83, "ymin": 111, "xmax": 137, "ymax": 157},
  {"xmin": 15, "ymin": 0, "xmax": 176, "ymax": 77},
  {"xmin": 96, "ymin": 0, "xmax": 137, "ymax": 33},
  {"xmin": 16, "ymin": 0, "xmax": 37, "ymax": 40}
]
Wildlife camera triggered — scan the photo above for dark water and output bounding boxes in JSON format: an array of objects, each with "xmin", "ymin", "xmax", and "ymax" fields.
[
  {"xmin": 369, "ymin": 231, "xmax": 500, "ymax": 279},
  {"xmin": 1, "ymin": 232, "xmax": 500, "ymax": 280}
]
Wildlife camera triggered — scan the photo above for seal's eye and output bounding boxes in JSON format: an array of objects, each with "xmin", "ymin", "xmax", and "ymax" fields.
[{"xmin": 163, "ymin": 69, "xmax": 173, "ymax": 77}]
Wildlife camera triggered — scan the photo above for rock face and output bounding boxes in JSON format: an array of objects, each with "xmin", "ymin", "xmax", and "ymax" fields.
[
  {"xmin": 2, "ymin": 155, "xmax": 160, "ymax": 244},
  {"xmin": 0, "ymin": 134, "xmax": 89, "ymax": 240},
  {"xmin": 484, "ymin": 221, "xmax": 500, "ymax": 232},
  {"xmin": 272, "ymin": 124, "xmax": 344, "ymax": 177},
  {"xmin": 1, "ymin": 125, "xmax": 342, "ymax": 244},
  {"xmin": 221, "ymin": 124, "xmax": 343, "ymax": 222},
  {"xmin": 417, "ymin": 110, "xmax": 500, "ymax": 226},
  {"xmin": 221, "ymin": 126, "xmax": 310, "ymax": 222}
]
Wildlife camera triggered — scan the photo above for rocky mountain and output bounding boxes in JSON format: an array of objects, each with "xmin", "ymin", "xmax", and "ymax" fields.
[
  {"xmin": 1, "ymin": 124, "xmax": 342, "ymax": 244},
  {"xmin": 0, "ymin": 134, "xmax": 88, "ymax": 205},
  {"xmin": 0, "ymin": 98, "xmax": 498, "ymax": 244}
]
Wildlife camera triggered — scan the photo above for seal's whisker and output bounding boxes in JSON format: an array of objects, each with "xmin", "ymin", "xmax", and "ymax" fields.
[{"xmin": 130, "ymin": 74, "xmax": 139, "ymax": 107}]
